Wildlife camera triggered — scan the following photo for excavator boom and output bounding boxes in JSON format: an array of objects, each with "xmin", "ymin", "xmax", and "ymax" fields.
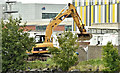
[{"xmin": 45, "ymin": 3, "xmax": 92, "ymax": 42}]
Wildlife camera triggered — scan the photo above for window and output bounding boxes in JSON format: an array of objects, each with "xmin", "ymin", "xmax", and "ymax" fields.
[
  {"xmin": 92, "ymin": 29, "xmax": 97, "ymax": 33},
  {"xmin": 97, "ymin": 29, "xmax": 102, "ymax": 34},
  {"xmin": 88, "ymin": 29, "xmax": 92, "ymax": 33},
  {"xmin": 34, "ymin": 47, "xmax": 48, "ymax": 51},
  {"xmin": 91, "ymin": 1, "xmax": 93, "ymax": 5},
  {"xmin": 97, "ymin": 0, "xmax": 99, "ymax": 5},
  {"xmin": 102, "ymin": 29, "xmax": 107, "ymax": 34},
  {"xmin": 108, "ymin": 29, "xmax": 113, "ymax": 33},
  {"xmin": 65, "ymin": 25, "xmax": 72, "ymax": 31},
  {"xmin": 42, "ymin": 13, "xmax": 58, "ymax": 19},
  {"xmin": 89, "ymin": 29, "xmax": 118, "ymax": 34},
  {"xmin": 113, "ymin": 30, "xmax": 118, "ymax": 33},
  {"xmin": 36, "ymin": 25, "xmax": 46, "ymax": 31},
  {"xmin": 35, "ymin": 35, "xmax": 45, "ymax": 43},
  {"xmin": 109, "ymin": 0, "xmax": 113, "ymax": 4},
  {"xmin": 101, "ymin": 1, "xmax": 103, "ymax": 5},
  {"xmin": 79, "ymin": 2, "xmax": 80, "ymax": 6},
  {"xmin": 72, "ymin": 0, "xmax": 75, "ymax": 6}
]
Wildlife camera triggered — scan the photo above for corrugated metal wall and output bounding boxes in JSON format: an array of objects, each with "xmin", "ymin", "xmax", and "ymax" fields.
[{"xmin": 72, "ymin": 0, "xmax": 120, "ymax": 31}]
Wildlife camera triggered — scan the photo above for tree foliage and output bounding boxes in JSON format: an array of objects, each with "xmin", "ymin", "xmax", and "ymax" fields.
[
  {"xmin": 0, "ymin": 18, "xmax": 2, "ymax": 72},
  {"xmin": 49, "ymin": 31, "xmax": 79, "ymax": 71},
  {"xmin": 2, "ymin": 16, "xmax": 35, "ymax": 72},
  {"xmin": 102, "ymin": 42, "xmax": 120, "ymax": 71}
]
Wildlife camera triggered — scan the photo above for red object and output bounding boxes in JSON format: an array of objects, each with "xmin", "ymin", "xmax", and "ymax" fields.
[
  {"xmin": 53, "ymin": 25, "xmax": 65, "ymax": 31},
  {"xmin": 20, "ymin": 25, "xmax": 36, "ymax": 31}
]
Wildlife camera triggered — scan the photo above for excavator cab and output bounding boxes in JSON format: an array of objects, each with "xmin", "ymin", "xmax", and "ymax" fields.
[
  {"xmin": 35, "ymin": 35, "xmax": 53, "ymax": 43},
  {"xmin": 35, "ymin": 35, "xmax": 45, "ymax": 43}
]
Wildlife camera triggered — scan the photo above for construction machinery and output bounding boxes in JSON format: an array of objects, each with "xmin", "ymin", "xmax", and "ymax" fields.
[{"xmin": 27, "ymin": 3, "xmax": 92, "ymax": 61}]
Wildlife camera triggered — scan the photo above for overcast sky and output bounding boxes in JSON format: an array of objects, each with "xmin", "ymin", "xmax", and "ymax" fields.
[{"xmin": 5, "ymin": 0, "xmax": 72, "ymax": 4}]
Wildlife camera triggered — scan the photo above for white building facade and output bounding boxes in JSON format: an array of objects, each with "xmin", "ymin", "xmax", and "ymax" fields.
[
  {"xmin": 72, "ymin": 0, "xmax": 120, "ymax": 46},
  {"xmin": 3, "ymin": 2, "xmax": 73, "ymax": 47}
]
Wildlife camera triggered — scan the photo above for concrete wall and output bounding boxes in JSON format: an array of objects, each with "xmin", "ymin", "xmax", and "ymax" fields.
[
  {"xmin": 77, "ymin": 46, "xmax": 120, "ymax": 61},
  {"xmin": 88, "ymin": 46, "xmax": 120, "ymax": 60},
  {"xmin": 77, "ymin": 47, "xmax": 87, "ymax": 61},
  {"xmin": 88, "ymin": 46, "xmax": 102, "ymax": 60}
]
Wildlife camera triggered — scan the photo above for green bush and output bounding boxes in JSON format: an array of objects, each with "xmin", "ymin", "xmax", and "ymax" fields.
[
  {"xmin": 102, "ymin": 42, "xmax": 120, "ymax": 71},
  {"xmin": 87, "ymin": 59, "xmax": 103, "ymax": 66},
  {"xmin": 2, "ymin": 17, "xmax": 35, "ymax": 72},
  {"xmin": 49, "ymin": 31, "xmax": 79, "ymax": 71}
]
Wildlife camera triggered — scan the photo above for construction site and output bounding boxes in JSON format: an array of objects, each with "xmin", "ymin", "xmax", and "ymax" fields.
[{"xmin": 0, "ymin": 0, "xmax": 120, "ymax": 72}]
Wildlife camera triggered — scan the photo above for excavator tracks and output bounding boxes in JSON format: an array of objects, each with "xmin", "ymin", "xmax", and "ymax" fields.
[{"xmin": 27, "ymin": 54, "xmax": 51, "ymax": 61}]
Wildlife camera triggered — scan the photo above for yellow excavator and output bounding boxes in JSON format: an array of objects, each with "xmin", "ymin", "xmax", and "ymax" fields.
[{"xmin": 27, "ymin": 3, "xmax": 92, "ymax": 61}]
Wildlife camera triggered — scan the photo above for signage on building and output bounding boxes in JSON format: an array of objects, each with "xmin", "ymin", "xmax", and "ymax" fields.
[{"xmin": 42, "ymin": 7, "xmax": 45, "ymax": 10}]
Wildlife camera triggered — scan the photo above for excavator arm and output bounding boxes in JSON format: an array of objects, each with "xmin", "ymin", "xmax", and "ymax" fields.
[{"xmin": 45, "ymin": 3, "xmax": 92, "ymax": 42}]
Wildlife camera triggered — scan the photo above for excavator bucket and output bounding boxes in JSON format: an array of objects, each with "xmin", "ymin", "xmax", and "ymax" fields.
[{"xmin": 77, "ymin": 32, "xmax": 92, "ymax": 41}]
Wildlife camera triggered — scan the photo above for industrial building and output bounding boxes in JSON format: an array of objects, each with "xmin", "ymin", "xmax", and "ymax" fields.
[
  {"xmin": 72, "ymin": 0, "xmax": 120, "ymax": 46},
  {"xmin": 1, "ymin": 1, "xmax": 73, "ymax": 47},
  {"xmin": 3, "ymin": 2, "xmax": 72, "ymax": 32},
  {"xmin": 0, "ymin": 0, "xmax": 5, "ymax": 22},
  {"xmin": 0, "ymin": 4, "xmax": 3, "ymax": 22},
  {"xmin": 72, "ymin": 0, "xmax": 120, "ymax": 27}
]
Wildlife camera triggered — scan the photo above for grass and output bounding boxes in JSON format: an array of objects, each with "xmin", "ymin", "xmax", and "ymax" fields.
[
  {"xmin": 27, "ymin": 58, "xmax": 105, "ymax": 71},
  {"xmin": 27, "ymin": 58, "xmax": 57, "ymax": 70},
  {"xmin": 69, "ymin": 59, "xmax": 105, "ymax": 71}
]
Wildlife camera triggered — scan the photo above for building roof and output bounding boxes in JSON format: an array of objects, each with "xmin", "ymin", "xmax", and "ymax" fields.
[
  {"xmin": 88, "ymin": 23, "xmax": 120, "ymax": 29},
  {"xmin": 20, "ymin": 20, "xmax": 72, "ymax": 26}
]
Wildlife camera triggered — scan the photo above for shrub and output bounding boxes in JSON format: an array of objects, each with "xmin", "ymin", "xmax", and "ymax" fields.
[{"xmin": 102, "ymin": 42, "xmax": 120, "ymax": 71}]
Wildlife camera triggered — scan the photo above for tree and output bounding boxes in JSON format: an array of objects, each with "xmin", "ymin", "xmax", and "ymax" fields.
[
  {"xmin": 102, "ymin": 42, "xmax": 120, "ymax": 71},
  {"xmin": 0, "ymin": 19, "xmax": 2, "ymax": 72},
  {"xmin": 2, "ymin": 16, "xmax": 35, "ymax": 72},
  {"xmin": 49, "ymin": 31, "xmax": 79, "ymax": 71}
]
